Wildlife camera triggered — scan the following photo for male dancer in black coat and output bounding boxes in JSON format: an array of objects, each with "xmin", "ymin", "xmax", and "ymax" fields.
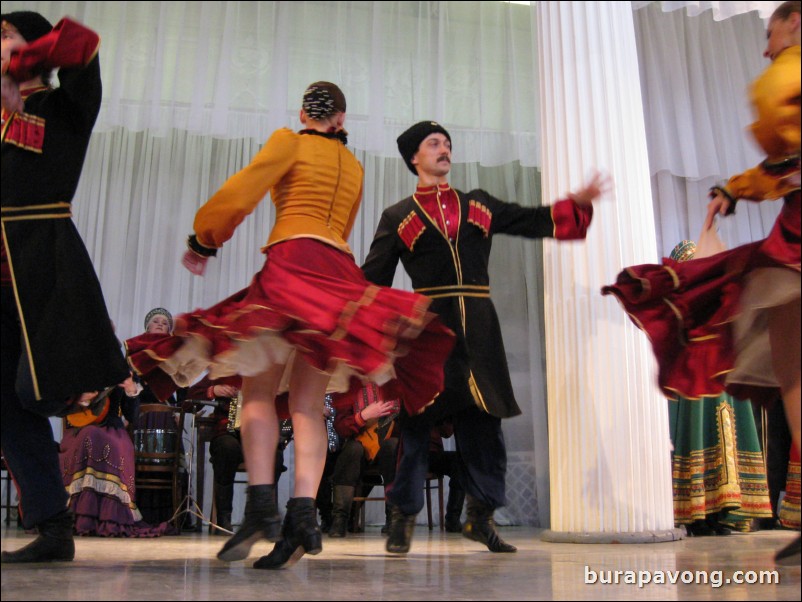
[{"xmin": 362, "ymin": 121, "xmax": 609, "ymax": 553}]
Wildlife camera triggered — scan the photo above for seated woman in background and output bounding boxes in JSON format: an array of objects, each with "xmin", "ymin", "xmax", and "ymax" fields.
[
  {"xmin": 59, "ymin": 374, "xmax": 171, "ymax": 537},
  {"xmin": 128, "ymin": 307, "xmax": 190, "ymax": 527}
]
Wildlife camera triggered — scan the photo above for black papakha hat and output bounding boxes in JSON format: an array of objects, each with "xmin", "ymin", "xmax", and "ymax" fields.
[
  {"xmin": 397, "ymin": 121, "xmax": 452, "ymax": 175},
  {"xmin": 1, "ymin": 11, "xmax": 53, "ymax": 43}
]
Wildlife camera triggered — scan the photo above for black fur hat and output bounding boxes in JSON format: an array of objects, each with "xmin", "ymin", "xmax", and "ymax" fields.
[
  {"xmin": 397, "ymin": 121, "xmax": 451, "ymax": 175},
  {"xmin": 1, "ymin": 11, "xmax": 53, "ymax": 43}
]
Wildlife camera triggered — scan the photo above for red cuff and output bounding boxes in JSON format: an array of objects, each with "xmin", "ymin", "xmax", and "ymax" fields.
[
  {"xmin": 551, "ymin": 198, "xmax": 593, "ymax": 240},
  {"xmin": 7, "ymin": 18, "xmax": 100, "ymax": 83},
  {"xmin": 354, "ymin": 411, "xmax": 366, "ymax": 428},
  {"xmin": 207, "ymin": 386, "xmax": 216, "ymax": 400}
]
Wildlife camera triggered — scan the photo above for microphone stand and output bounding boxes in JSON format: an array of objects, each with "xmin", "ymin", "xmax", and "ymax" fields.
[{"xmin": 169, "ymin": 400, "xmax": 229, "ymax": 533}]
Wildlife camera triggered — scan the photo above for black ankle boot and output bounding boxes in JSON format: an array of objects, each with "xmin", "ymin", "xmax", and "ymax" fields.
[
  {"xmin": 775, "ymin": 534, "xmax": 801, "ymax": 566},
  {"xmin": 385, "ymin": 505, "xmax": 416, "ymax": 554},
  {"xmin": 348, "ymin": 501, "xmax": 364, "ymax": 533},
  {"xmin": 381, "ymin": 504, "xmax": 392, "ymax": 535},
  {"xmin": 213, "ymin": 483, "xmax": 234, "ymax": 535},
  {"xmin": 1, "ymin": 510, "xmax": 75, "ymax": 563},
  {"xmin": 462, "ymin": 495, "xmax": 516, "ymax": 553},
  {"xmin": 444, "ymin": 513, "xmax": 463, "ymax": 533},
  {"xmin": 253, "ymin": 497, "xmax": 321, "ymax": 569},
  {"xmin": 705, "ymin": 513, "xmax": 732, "ymax": 536},
  {"xmin": 685, "ymin": 519, "xmax": 714, "ymax": 536},
  {"xmin": 329, "ymin": 485, "xmax": 354, "ymax": 538},
  {"xmin": 215, "ymin": 513, "xmax": 233, "ymax": 534},
  {"xmin": 217, "ymin": 484, "xmax": 280, "ymax": 561},
  {"xmin": 445, "ymin": 484, "xmax": 465, "ymax": 533}
]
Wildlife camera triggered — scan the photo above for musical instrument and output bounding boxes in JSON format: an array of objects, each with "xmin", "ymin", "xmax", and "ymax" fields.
[
  {"xmin": 324, "ymin": 394, "xmax": 339, "ymax": 452},
  {"xmin": 353, "ymin": 384, "xmax": 400, "ymax": 461},
  {"xmin": 65, "ymin": 387, "xmax": 114, "ymax": 428},
  {"xmin": 182, "ymin": 392, "xmax": 245, "ymax": 433},
  {"xmin": 183, "ymin": 394, "xmax": 284, "ymax": 438},
  {"xmin": 132, "ymin": 427, "xmax": 178, "ymax": 464},
  {"xmin": 227, "ymin": 392, "xmax": 243, "ymax": 432}
]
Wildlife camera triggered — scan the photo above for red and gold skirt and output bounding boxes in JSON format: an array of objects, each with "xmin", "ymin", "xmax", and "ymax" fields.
[
  {"xmin": 602, "ymin": 192, "xmax": 800, "ymax": 404},
  {"xmin": 127, "ymin": 239, "xmax": 455, "ymax": 413}
]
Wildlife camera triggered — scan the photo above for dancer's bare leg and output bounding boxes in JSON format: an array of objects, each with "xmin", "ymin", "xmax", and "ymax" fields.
[
  {"xmin": 769, "ymin": 297, "xmax": 801, "ymax": 455},
  {"xmin": 251, "ymin": 358, "xmax": 329, "ymax": 569},
  {"xmin": 240, "ymin": 363, "xmax": 285, "ymax": 485},
  {"xmin": 217, "ymin": 363, "xmax": 285, "ymax": 561},
  {"xmin": 287, "ymin": 358, "xmax": 329, "ymax": 498}
]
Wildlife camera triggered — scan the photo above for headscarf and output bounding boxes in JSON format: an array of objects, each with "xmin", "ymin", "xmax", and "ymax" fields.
[
  {"xmin": 669, "ymin": 240, "xmax": 697, "ymax": 263},
  {"xmin": 144, "ymin": 307, "xmax": 174, "ymax": 332}
]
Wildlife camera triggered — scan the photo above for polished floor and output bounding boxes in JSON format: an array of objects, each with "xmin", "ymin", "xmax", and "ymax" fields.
[{"xmin": 1, "ymin": 525, "xmax": 799, "ymax": 601}]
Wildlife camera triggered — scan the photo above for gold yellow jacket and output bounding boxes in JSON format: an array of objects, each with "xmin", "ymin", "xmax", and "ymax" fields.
[
  {"xmin": 722, "ymin": 45, "xmax": 801, "ymax": 202},
  {"xmin": 194, "ymin": 128, "xmax": 364, "ymax": 254}
]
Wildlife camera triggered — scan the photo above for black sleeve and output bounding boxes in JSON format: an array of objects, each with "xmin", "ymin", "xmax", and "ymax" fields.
[
  {"xmin": 54, "ymin": 53, "xmax": 102, "ymax": 136},
  {"xmin": 361, "ymin": 209, "xmax": 402, "ymax": 286},
  {"xmin": 120, "ymin": 390, "xmax": 141, "ymax": 424},
  {"xmin": 480, "ymin": 191, "xmax": 556, "ymax": 239}
]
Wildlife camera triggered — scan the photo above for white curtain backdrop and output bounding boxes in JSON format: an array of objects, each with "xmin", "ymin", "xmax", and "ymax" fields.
[
  {"xmin": 6, "ymin": 1, "xmax": 541, "ymax": 163},
  {"xmin": 3, "ymin": 0, "xmax": 784, "ymax": 526},
  {"xmin": 2, "ymin": 0, "xmax": 549, "ymax": 525},
  {"xmin": 633, "ymin": 1, "xmax": 782, "ymax": 255},
  {"xmin": 632, "ymin": 0, "xmax": 782, "ymax": 21}
]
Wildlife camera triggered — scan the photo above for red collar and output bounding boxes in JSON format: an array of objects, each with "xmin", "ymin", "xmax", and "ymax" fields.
[{"xmin": 415, "ymin": 182, "xmax": 451, "ymax": 196}]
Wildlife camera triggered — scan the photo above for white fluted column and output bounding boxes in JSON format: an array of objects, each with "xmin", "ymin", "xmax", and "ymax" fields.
[{"xmin": 538, "ymin": 1, "xmax": 680, "ymax": 542}]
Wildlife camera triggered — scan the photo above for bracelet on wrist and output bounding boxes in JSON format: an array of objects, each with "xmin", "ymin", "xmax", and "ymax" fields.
[
  {"xmin": 187, "ymin": 234, "xmax": 218, "ymax": 257},
  {"xmin": 709, "ymin": 184, "xmax": 738, "ymax": 216}
]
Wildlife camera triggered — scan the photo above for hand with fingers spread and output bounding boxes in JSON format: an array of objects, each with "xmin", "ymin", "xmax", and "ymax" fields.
[
  {"xmin": 568, "ymin": 171, "xmax": 614, "ymax": 206},
  {"xmin": 358, "ymin": 399, "xmax": 398, "ymax": 424}
]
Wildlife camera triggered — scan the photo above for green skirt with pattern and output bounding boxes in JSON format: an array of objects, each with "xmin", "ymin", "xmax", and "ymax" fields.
[{"xmin": 669, "ymin": 393, "xmax": 772, "ymax": 528}]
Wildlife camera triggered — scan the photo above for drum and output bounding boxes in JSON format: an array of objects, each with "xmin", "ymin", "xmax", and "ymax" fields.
[{"xmin": 132, "ymin": 428, "xmax": 178, "ymax": 464}]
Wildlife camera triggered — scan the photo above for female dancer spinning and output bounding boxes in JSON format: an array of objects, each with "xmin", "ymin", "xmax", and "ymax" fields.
[
  {"xmin": 604, "ymin": 1, "xmax": 800, "ymax": 563},
  {"xmin": 127, "ymin": 82, "xmax": 453, "ymax": 569}
]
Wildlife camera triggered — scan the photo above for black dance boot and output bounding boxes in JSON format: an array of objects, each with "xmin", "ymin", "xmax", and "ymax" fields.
[
  {"xmin": 385, "ymin": 505, "xmax": 416, "ymax": 554},
  {"xmin": 775, "ymin": 534, "xmax": 802, "ymax": 566},
  {"xmin": 1, "ymin": 510, "xmax": 74, "ymax": 563},
  {"xmin": 462, "ymin": 495, "xmax": 517, "ymax": 553},
  {"xmin": 217, "ymin": 484, "xmax": 281, "ymax": 561},
  {"xmin": 444, "ymin": 484, "xmax": 465, "ymax": 533},
  {"xmin": 705, "ymin": 512, "xmax": 732, "ymax": 536},
  {"xmin": 381, "ymin": 503, "xmax": 392, "ymax": 535},
  {"xmin": 213, "ymin": 483, "xmax": 234, "ymax": 535},
  {"xmin": 685, "ymin": 519, "xmax": 714, "ymax": 536},
  {"xmin": 253, "ymin": 497, "xmax": 322, "ymax": 569},
  {"xmin": 328, "ymin": 485, "xmax": 354, "ymax": 538}
]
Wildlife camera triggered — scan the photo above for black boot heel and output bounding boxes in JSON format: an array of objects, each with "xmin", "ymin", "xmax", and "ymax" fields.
[
  {"xmin": 302, "ymin": 529, "xmax": 323, "ymax": 555},
  {"xmin": 253, "ymin": 497, "xmax": 321, "ymax": 569},
  {"xmin": 463, "ymin": 495, "xmax": 517, "ymax": 553},
  {"xmin": 1, "ymin": 510, "xmax": 75, "ymax": 564},
  {"xmin": 253, "ymin": 537, "xmax": 306, "ymax": 569},
  {"xmin": 385, "ymin": 505, "xmax": 416, "ymax": 554}
]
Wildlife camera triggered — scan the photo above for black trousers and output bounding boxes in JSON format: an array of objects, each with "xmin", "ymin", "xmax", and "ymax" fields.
[
  {"xmin": 387, "ymin": 403, "xmax": 506, "ymax": 515},
  {"xmin": 332, "ymin": 437, "xmax": 398, "ymax": 488},
  {"xmin": 1, "ymin": 286, "xmax": 68, "ymax": 528},
  {"xmin": 209, "ymin": 430, "xmax": 287, "ymax": 487}
]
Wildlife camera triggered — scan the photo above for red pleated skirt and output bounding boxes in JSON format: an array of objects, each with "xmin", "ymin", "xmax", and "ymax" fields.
[
  {"xmin": 126, "ymin": 238, "xmax": 455, "ymax": 414},
  {"xmin": 602, "ymin": 192, "xmax": 800, "ymax": 405}
]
